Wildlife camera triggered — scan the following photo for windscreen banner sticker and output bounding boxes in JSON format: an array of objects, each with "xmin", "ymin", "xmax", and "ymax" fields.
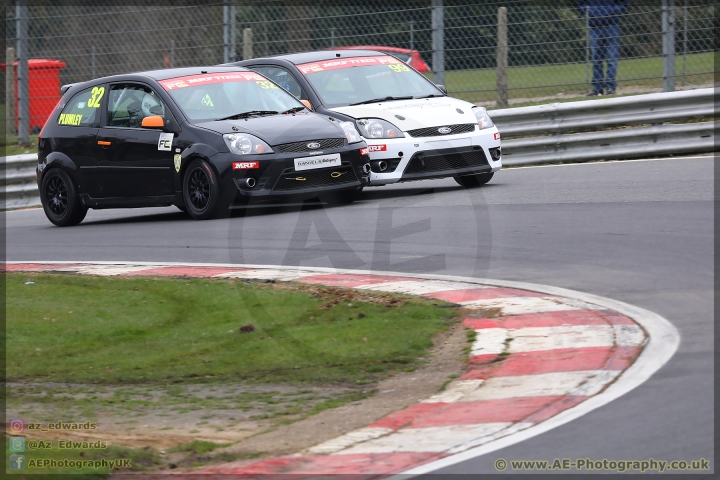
[
  {"xmin": 158, "ymin": 133, "xmax": 174, "ymax": 151},
  {"xmin": 232, "ymin": 161, "xmax": 260, "ymax": 170},
  {"xmin": 367, "ymin": 144, "xmax": 387, "ymax": 152},
  {"xmin": 159, "ymin": 72, "xmax": 266, "ymax": 91},
  {"xmin": 296, "ymin": 56, "xmax": 401, "ymax": 75}
]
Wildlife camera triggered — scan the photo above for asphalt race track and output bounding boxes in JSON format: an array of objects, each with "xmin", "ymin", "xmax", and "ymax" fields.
[{"xmin": 5, "ymin": 154, "xmax": 714, "ymax": 474}]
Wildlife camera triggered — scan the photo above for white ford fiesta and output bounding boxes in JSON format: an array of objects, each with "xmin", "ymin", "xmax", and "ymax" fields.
[{"xmin": 233, "ymin": 50, "xmax": 501, "ymax": 188}]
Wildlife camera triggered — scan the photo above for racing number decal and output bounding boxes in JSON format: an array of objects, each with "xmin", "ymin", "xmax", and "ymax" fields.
[
  {"xmin": 255, "ymin": 81, "xmax": 278, "ymax": 89},
  {"xmin": 87, "ymin": 86, "xmax": 105, "ymax": 108},
  {"xmin": 388, "ymin": 64, "xmax": 410, "ymax": 73}
]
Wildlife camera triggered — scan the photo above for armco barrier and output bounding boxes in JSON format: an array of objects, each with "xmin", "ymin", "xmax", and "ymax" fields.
[
  {"xmin": 1, "ymin": 89, "xmax": 715, "ymax": 210},
  {"xmin": 488, "ymin": 88, "xmax": 715, "ymax": 166},
  {"xmin": 1, "ymin": 153, "xmax": 40, "ymax": 210}
]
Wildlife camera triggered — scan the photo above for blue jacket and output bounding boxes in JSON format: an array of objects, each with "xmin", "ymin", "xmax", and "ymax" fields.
[{"xmin": 577, "ymin": 0, "xmax": 629, "ymax": 27}]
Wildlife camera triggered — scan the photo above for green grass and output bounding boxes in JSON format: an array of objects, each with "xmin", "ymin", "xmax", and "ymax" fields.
[
  {"xmin": 6, "ymin": 273, "xmax": 457, "ymax": 385},
  {"xmin": 438, "ymin": 51, "xmax": 714, "ymax": 104}
]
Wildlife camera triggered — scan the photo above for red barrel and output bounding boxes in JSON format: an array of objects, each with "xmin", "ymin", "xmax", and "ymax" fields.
[{"xmin": 1, "ymin": 58, "xmax": 67, "ymax": 133}]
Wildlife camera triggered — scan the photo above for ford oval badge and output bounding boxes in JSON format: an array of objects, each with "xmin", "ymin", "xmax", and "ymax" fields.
[
  {"xmin": 307, "ymin": 142, "xmax": 321, "ymax": 149},
  {"xmin": 438, "ymin": 126, "xmax": 452, "ymax": 134}
]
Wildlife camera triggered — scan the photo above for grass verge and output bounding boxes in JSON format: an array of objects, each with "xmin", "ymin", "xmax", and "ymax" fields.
[
  {"xmin": 6, "ymin": 272, "xmax": 460, "ymax": 473},
  {"xmin": 7, "ymin": 273, "xmax": 456, "ymax": 385}
]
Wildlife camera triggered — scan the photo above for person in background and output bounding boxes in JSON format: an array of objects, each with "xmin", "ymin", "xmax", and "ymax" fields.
[{"xmin": 577, "ymin": 0, "xmax": 629, "ymax": 96}]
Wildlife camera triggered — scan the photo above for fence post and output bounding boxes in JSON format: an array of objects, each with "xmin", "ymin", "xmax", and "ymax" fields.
[
  {"xmin": 496, "ymin": 6, "xmax": 508, "ymax": 108},
  {"xmin": 243, "ymin": 28, "xmax": 253, "ymax": 60},
  {"xmin": 662, "ymin": 0, "xmax": 675, "ymax": 92},
  {"xmin": 431, "ymin": 0, "xmax": 444, "ymax": 86},
  {"xmin": 6, "ymin": 47, "xmax": 16, "ymax": 137},
  {"xmin": 223, "ymin": 0, "xmax": 232, "ymax": 63},
  {"xmin": 410, "ymin": 20, "xmax": 414, "ymax": 51},
  {"xmin": 16, "ymin": 0, "xmax": 29, "ymax": 145},
  {"xmin": 681, "ymin": 0, "xmax": 687, "ymax": 87},
  {"xmin": 230, "ymin": 2, "xmax": 236, "ymax": 62}
]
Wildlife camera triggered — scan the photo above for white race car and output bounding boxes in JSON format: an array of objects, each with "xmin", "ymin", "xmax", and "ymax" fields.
[{"xmin": 233, "ymin": 50, "xmax": 501, "ymax": 188}]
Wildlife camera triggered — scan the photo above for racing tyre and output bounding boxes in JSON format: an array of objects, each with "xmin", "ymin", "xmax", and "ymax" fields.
[
  {"xmin": 40, "ymin": 168, "xmax": 87, "ymax": 227},
  {"xmin": 454, "ymin": 172, "xmax": 494, "ymax": 188},
  {"xmin": 182, "ymin": 159, "xmax": 224, "ymax": 220}
]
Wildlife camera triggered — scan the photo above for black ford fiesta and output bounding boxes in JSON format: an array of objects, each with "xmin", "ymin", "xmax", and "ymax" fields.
[{"xmin": 37, "ymin": 66, "xmax": 371, "ymax": 226}]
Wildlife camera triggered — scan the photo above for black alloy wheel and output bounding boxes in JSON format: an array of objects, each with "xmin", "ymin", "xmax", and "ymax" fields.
[
  {"xmin": 40, "ymin": 168, "xmax": 87, "ymax": 227},
  {"xmin": 46, "ymin": 175, "xmax": 68, "ymax": 216},
  {"xmin": 182, "ymin": 159, "xmax": 223, "ymax": 219}
]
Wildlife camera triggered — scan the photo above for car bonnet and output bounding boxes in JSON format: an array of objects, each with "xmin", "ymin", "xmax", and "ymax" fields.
[
  {"xmin": 194, "ymin": 113, "xmax": 346, "ymax": 146},
  {"xmin": 329, "ymin": 96, "xmax": 479, "ymax": 131}
]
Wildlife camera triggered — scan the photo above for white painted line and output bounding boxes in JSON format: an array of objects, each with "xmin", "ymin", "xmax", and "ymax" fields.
[
  {"xmin": 614, "ymin": 324, "xmax": 647, "ymax": 347},
  {"xmin": 212, "ymin": 269, "xmax": 318, "ymax": 281},
  {"xmin": 471, "ymin": 328, "xmax": 508, "ymax": 356},
  {"xmin": 508, "ymin": 325, "xmax": 616, "ymax": 352},
  {"xmin": 54, "ymin": 265, "xmax": 152, "ymax": 276},
  {"xmin": 339, "ymin": 423, "xmax": 515, "ymax": 454},
  {"xmin": 445, "ymin": 422, "xmax": 535, "ymax": 454},
  {"xmin": 354, "ymin": 280, "xmax": 486, "ymax": 295},
  {"xmin": 421, "ymin": 380, "xmax": 484, "ymax": 404},
  {"xmin": 462, "ymin": 370, "xmax": 618, "ymax": 401},
  {"xmin": 307, "ymin": 427, "xmax": 393, "ymax": 455},
  {"xmin": 461, "ymin": 296, "xmax": 588, "ymax": 315}
]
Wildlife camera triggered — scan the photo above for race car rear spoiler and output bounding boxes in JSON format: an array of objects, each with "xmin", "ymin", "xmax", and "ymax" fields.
[{"xmin": 60, "ymin": 83, "xmax": 76, "ymax": 94}]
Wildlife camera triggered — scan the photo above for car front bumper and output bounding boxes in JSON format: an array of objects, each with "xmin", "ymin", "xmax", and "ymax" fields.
[{"xmin": 363, "ymin": 126, "xmax": 501, "ymax": 185}]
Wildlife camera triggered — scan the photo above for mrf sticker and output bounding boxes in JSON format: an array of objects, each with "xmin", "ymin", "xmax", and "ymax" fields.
[
  {"xmin": 232, "ymin": 161, "xmax": 259, "ymax": 170},
  {"xmin": 158, "ymin": 133, "xmax": 174, "ymax": 151},
  {"xmin": 174, "ymin": 154, "xmax": 182, "ymax": 172}
]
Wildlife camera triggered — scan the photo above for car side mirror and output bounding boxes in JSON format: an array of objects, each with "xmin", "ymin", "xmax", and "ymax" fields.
[
  {"xmin": 435, "ymin": 84, "xmax": 448, "ymax": 95},
  {"xmin": 300, "ymin": 99, "xmax": 313, "ymax": 110},
  {"xmin": 141, "ymin": 115, "xmax": 164, "ymax": 128}
]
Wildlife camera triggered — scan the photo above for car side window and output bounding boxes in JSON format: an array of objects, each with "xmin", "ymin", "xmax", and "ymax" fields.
[
  {"xmin": 57, "ymin": 86, "xmax": 103, "ymax": 127},
  {"xmin": 252, "ymin": 66, "xmax": 307, "ymax": 100},
  {"xmin": 107, "ymin": 84, "xmax": 166, "ymax": 128}
]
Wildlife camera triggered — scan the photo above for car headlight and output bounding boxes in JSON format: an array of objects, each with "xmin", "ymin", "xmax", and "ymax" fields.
[
  {"xmin": 472, "ymin": 107, "xmax": 494, "ymax": 130},
  {"xmin": 355, "ymin": 118, "xmax": 405, "ymax": 139},
  {"xmin": 222, "ymin": 133, "xmax": 273, "ymax": 155},
  {"xmin": 339, "ymin": 121, "xmax": 362, "ymax": 144}
]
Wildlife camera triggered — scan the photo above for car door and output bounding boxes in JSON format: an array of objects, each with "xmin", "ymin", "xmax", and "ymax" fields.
[{"xmin": 91, "ymin": 83, "xmax": 175, "ymax": 199}]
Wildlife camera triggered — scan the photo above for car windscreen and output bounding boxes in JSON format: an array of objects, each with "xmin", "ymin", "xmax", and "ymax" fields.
[
  {"xmin": 158, "ymin": 72, "xmax": 303, "ymax": 122},
  {"xmin": 295, "ymin": 56, "xmax": 440, "ymax": 108}
]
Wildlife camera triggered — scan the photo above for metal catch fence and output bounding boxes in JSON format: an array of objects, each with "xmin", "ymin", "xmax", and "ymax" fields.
[{"xmin": 2, "ymin": 1, "xmax": 715, "ymax": 143}]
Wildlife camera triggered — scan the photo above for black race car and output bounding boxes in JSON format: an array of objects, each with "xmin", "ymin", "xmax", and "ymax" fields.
[{"xmin": 37, "ymin": 66, "xmax": 371, "ymax": 226}]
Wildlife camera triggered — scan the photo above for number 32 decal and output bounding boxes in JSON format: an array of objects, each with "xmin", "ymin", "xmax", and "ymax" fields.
[{"xmin": 87, "ymin": 86, "xmax": 105, "ymax": 108}]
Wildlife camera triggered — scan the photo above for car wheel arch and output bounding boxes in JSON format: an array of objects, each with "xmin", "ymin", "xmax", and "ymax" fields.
[{"xmin": 39, "ymin": 152, "xmax": 80, "ymax": 186}]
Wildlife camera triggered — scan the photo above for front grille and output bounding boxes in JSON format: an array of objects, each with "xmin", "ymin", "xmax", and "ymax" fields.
[
  {"xmin": 407, "ymin": 123, "xmax": 476, "ymax": 138},
  {"xmin": 276, "ymin": 138, "xmax": 345, "ymax": 153},
  {"xmin": 273, "ymin": 164, "xmax": 358, "ymax": 191},
  {"xmin": 404, "ymin": 149, "xmax": 489, "ymax": 174}
]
